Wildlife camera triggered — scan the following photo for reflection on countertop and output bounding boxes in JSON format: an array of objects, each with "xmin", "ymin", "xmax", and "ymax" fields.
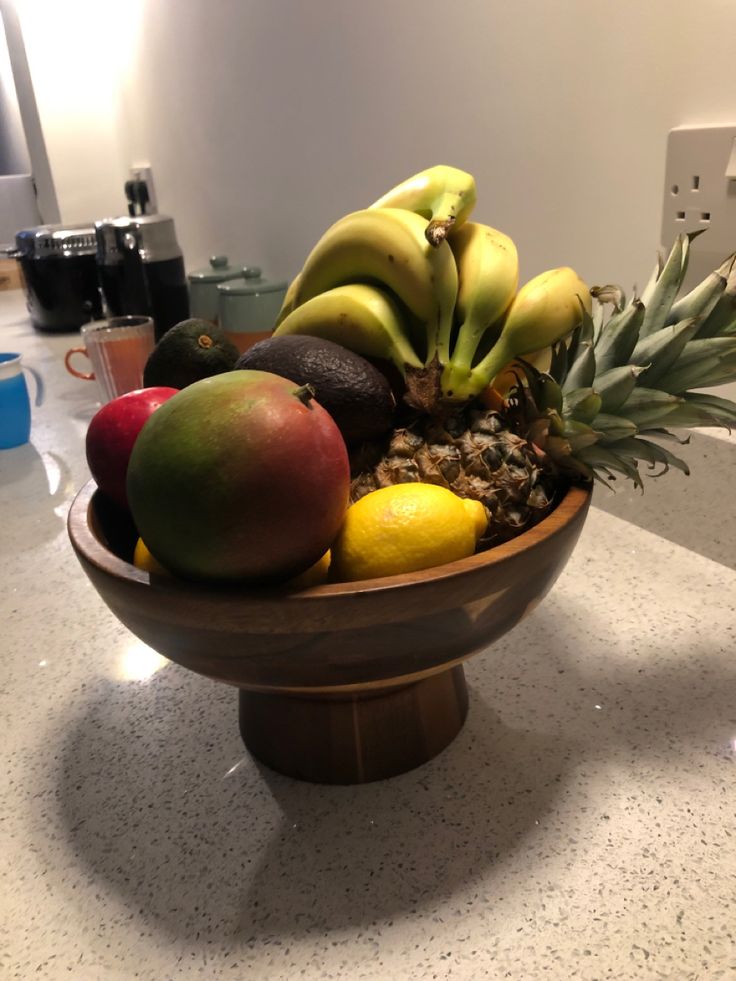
[{"xmin": 2, "ymin": 288, "xmax": 736, "ymax": 980}]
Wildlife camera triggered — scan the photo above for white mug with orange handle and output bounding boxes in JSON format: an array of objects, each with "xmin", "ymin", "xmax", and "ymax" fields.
[{"xmin": 64, "ymin": 315, "xmax": 155, "ymax": 402}]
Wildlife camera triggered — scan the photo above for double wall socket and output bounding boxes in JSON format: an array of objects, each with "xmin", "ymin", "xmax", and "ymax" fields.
[{"xmin": 660, "ymin": 125, "xmax": 736, "ymax": 292}]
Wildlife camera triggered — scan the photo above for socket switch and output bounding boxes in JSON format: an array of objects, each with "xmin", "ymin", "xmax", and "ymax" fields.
[{"xmin": 660, "ymin": 125, "xmax": 736, "ymax": 292}]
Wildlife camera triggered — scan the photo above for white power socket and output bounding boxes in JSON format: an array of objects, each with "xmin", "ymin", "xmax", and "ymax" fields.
[
  {"xmin": 660, "ymin": 125, "xmax": 736, "ymax": 292},
  {"xmin": 128, "ymin": 164, "xmax": 157, "ymax": 214},
  {"xmin": 660, "ymin": 126, "xmax": 736, "ymax": 404}
]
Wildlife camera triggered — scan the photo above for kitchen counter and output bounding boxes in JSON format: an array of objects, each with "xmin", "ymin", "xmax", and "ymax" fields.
[{"xmin": 2, "ymin": 288, "xmax": 735, "ymax": 980}]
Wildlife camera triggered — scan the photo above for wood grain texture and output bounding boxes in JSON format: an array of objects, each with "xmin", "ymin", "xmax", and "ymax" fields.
[
  {"xmin": 68, "ymin": 481, "xmax": 590, "ymax": 692},
  {"xmin": 67, "ymin": 480, "xmax": 591, "ymax": 782},
  {"xmin": 239, "ymin": 666, "xmax": 469, "ymax": 783},
  {"xmin": 0, "ymin": 259, "xmax": 22, "ymax": 291}
]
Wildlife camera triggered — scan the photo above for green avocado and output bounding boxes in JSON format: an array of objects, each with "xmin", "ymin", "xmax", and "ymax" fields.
[
  {"xmin": 235, "ymin": 335, "xmax": 395, "ymax": 445},
  {"xmin": 143, "ymin": 318, "xmax": 240, "ymax": 389}
]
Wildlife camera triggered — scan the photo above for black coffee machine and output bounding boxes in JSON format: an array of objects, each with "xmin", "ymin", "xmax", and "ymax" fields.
[{"xmin": 95, "ymin": 210, "xmax": 190, "ymax": 342}]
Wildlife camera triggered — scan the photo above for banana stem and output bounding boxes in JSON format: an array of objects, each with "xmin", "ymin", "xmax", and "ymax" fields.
[
  {"xmin": 473, "ymin": 335, "xmax": 514, "ymax": 380},
  {"xmin": 443, "ymin": 337, "xmax": 515, "ymax": 400},
  {"xmin": 442, "ymin": 339, "xmax": 515, "ymax": 402},
  {"xmin": 448, "ymin": 320, "xmax": 485, "ymax": 373}
]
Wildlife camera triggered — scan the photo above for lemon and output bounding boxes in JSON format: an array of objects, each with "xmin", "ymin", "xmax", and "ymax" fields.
[
  {"xmin": 330, "ymin": 483, "xmax": 488, "ymax": 582},
  {"xmin": 286, "ymin": 550, "xmax": 331, "ymax": 588},
  {"xmin": 133, "ymin": 537, "xmax": 170, "ymax": 576}
]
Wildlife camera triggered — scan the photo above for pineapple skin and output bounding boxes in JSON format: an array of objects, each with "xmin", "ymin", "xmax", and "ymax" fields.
[{"xmin": 350, "ymin": 402, "xmax": 560, "ymax": 549}]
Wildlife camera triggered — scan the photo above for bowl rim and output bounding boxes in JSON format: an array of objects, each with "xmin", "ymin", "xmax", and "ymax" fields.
[{"xmin": 68, "ymin": 479, "xmax": 591, "ymax": 601}]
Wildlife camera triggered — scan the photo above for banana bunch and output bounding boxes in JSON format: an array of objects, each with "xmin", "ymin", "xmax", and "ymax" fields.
[{"xmin": 274, "ymin": 165, "xmax": 589, "ymax": 406}]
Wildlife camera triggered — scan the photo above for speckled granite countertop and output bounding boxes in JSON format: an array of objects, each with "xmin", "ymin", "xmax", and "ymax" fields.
[{"xmin": 2, "ymin": 290, "xmax": 735, "ymax": 980}]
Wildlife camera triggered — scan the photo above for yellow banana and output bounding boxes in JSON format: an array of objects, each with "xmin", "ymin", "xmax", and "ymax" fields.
[
  {"xmin": 292, "ymin": 207, "xmax": 458, "ymax": 365},
  {"xmin": 443, "ymin": 221, "xmax": 519, "ymax": 368},
  {"xmin": 273, "ymin": 283, "xmax": 423, "ymax": 375},
  {"xmin": 369, "ymin": 164, "xmax": 477, "ymax": 246},
  {"xmin": 443, "ymin": 267, "xmax": 591, "ymax": 400},
  {"xmin": 275, "ymin": 272, "xmax": 302, "ymax": 327}
]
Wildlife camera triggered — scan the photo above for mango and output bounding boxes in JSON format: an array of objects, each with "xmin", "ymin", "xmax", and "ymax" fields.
[{"xmin": 126, "ymin": 371, "xmax": 350, "ymax": 583}]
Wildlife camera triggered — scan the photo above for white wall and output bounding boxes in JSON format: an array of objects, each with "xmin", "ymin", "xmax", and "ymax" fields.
[
  {"xmin": 0, "ymin": 14, "xmax": 29, "ymax": 174},
  {"xmin": 14, "ymin": 0, "xmax": 736, "ymax": 296}
]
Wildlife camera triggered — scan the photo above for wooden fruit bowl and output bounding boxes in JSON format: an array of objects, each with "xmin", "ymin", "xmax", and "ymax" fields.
[{"xmin": 68, "ymin": 481, "xmax": 591, "ymax": 783}]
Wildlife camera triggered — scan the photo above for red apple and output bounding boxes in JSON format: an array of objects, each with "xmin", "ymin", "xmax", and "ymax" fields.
[{"xmin": 86, "ymin": 387, "xmax": 178, "ymax": 510}]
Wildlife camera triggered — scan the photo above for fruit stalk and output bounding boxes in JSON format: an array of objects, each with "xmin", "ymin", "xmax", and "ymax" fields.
[{"xmin": 294, "ymin": 383, "xmax": 317, "ymax": 405}]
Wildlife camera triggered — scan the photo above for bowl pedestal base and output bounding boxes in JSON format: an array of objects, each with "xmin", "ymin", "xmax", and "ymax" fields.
[{"xmin": 238, "ymin": 665, "xmax": 469, "ymax": 784}]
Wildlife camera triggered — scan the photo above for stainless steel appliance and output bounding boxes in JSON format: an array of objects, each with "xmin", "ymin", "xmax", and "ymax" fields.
[
  {"xmin": 95, "ymin": 214, "xmax": 189, "ymax": 341},
  {"xmin": 7, "ymin": 223, "xmax": 103, "ymax": 331}
]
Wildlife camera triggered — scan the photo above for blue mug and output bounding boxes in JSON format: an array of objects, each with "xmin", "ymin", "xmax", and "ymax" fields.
[{"xmin": 0, "ymin": 352, "xmax": 45, "ymax": 449}]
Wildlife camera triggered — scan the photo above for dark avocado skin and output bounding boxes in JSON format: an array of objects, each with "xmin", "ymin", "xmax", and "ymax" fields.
[
  {"xmin": 143, "ymin": 318, "xmax": 240, "ymax": 389},
  {"xmin": 235, "ymin": 335, "xmax": 395, "ymax": 445}
]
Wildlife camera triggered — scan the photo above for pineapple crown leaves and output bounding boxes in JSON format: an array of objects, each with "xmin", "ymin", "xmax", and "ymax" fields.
[{"xmin": 509, "ymin": 233, "xmax": 736, "ymax": 489}]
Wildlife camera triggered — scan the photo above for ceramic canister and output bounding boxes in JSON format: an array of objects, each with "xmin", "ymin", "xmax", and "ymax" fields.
[
  {"xmin": 217, "ymin": 267, "xmax": 287, "ymax": 354},
  {"xmin": 188, "ymin": 255, "xmax": 245, "ymax": 324}
]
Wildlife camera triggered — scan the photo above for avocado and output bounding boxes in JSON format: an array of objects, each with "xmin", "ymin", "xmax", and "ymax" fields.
[
  {"xmin": 235, "ymin": 335, "xmax": 395, "ymax": 445},
  {"xmin": 143, "ymin": 318, "xmax": 240, "ymax": 389}
]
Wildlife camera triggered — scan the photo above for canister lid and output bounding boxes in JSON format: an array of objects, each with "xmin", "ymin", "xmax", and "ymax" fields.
[
  {"xmin": 14, "ymin": 223, "xmax": 97, "ymax": 259},
  {"xmin": 217, "ymin": 266, "xmax": 288, "ymax": 296},
  {"xmin": 95, "ymin": 214, "xmax": 183, "ymax": 264},
  {"xmin": 188, "ymin": 255, "xmax": 244, "ymax": 283}
]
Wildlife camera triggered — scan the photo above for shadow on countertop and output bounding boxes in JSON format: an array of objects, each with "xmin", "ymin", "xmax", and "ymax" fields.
[
  {"xmin": 53, "ymin": 668, "xmax": 572, "ymax": 944},
  {"xmin": 51, "ymin": 597, "xmax": 736, "ymax": 947},
  {"xmin": 592, "ymin": 428, "xmax": 736, "ymax": 571},
  {"xmin": 0, "ymin": 443, "xmax": 69, "ymax": 554}
]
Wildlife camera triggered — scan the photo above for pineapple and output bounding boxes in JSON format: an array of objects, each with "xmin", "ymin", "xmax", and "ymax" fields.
[{"xmin": 350, "ymin": 233, "xmax": 736, "ymax": 547}]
